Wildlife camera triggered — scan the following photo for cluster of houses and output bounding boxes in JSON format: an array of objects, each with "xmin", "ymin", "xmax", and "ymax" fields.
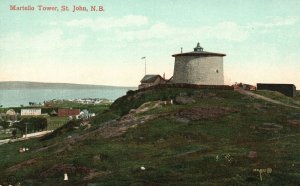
[
  {"xmin": 55, "ymin": 108, "xmax": 96, "ymax": 120},
  {"xmin": 0, "ymin": 107, "xmax": 96, "ymax": 137},
  {"xmin": 44, "ymin": 98, "xmax": 112, "ymax": 107},
  {"xmin": 0, "ymin": 108, "xmax": 95, "ymax": 124}
]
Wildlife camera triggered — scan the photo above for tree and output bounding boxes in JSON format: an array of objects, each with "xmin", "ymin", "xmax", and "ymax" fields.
[
  {"xmin": 12, "ymin": 129, "xmax": 17, "ymax": 138},
  {"xmin": 14, "ymin": 117, "xmax": 48, "ymax": 134},
  {"xmin": 0, "ymin": 121, "xmax": 9, "ymax": 129}
]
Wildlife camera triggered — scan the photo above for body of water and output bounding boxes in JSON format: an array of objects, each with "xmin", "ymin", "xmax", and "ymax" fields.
[{"xmin": 0, "ymin": 88, "xmax": 133, "ymax": 108}]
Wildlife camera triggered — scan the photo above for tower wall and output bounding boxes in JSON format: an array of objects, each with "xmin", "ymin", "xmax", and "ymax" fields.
[{"xmin": 172, "ymin": 56, "xmax": 224, "ymax": 85}]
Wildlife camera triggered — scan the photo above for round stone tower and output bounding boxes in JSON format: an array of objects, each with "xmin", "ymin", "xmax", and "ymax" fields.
[{"xmin": 172, "ymin": 43, "xmax": 226, "ymax": 85}]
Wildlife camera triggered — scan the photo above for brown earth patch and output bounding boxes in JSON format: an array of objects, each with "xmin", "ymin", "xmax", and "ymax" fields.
[
  {"xmin": 40, "ymin": 164, "xmax": 90, "ymax": 177},
  {"xmin": 6, "ymin": 158, "xmax": 39, "ymax": 173},
  {"xmin": 40, "ymin": 164, "xmax": 110, "ymax": 180},
  {"xmin": 175, "ymin": 107, "xmax": 237, "ymax": 121},
  {"xmin": 175, "ymin": 96, "xmax": 196, "ymax": 104},
  {"xmin": 33, "ymin": 143, "xmax": 58, "ymax": 153},
  {"xmin": 84, "ymin": 170, "xmax": 111, "ymax": 180},
  {"xmin": 258, "ymin": 123, "xmax": 283, "ymax": 131},
  {"xmin": 288, "ymin": 120, "xmax": 300, "ymax": 126}
]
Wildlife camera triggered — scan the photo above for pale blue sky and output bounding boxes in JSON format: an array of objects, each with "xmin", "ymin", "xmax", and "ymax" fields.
[{"xmin": 1, "ymin": 0, "xmax": 300, "ymax": 87}]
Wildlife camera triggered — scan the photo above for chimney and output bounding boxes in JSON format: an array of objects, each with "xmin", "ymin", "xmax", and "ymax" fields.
[
  {"xmin": 181, "ymin": 47, "xmax": 183, "ymax": 53},
  {"xmin": 163, "ymin": 73, "xmax": 165, "ymax": 79}
]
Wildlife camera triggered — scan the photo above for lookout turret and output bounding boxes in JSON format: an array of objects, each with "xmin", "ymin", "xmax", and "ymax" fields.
[{"xmin": 194, "ymin": 42, "xmax": 203, "ymax": 52}]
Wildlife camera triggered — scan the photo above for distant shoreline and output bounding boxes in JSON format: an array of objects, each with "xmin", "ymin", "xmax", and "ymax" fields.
[
  {"xmin": 0, "ymin": 81, "xmax": 136, "ymax": 90},
  {"xmin": 0, "ymin": 83, "xmax": 136, "ymax": 108}
]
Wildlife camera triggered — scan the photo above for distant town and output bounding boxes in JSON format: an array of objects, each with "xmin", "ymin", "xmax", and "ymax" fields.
[{"xmin": 0, "ymin": 97, "xmax": 111, "ymax": 143}]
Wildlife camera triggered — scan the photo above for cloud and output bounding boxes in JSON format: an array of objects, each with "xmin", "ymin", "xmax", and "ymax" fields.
[
  {"xmin": 95, "ymin": 15, "xmax": 298, "ymax": 43},
  {"xmin": 196, "ymin": 22, "xmax": 249, "ymax": 41},
  {"xmin": 54, "ymin": 15, "xmax": 297, "ymax": 44},
  {"xmin": 56, "ymin": 15, "xmax": 148, "ymax": 30},
  {"xmin": 0, "ymin": 29, "xmax": 86, "ymax": 51},
  {"xmin": 247, "ymin": 16, "xmax": 298, "ymax": 29},
  {"xmin": 105, "ymin": 16, "xmax": 298, "ymax": 43},
  {"xmin": 108, "ymin": 21, "xmax": 248, "ymax": 42},
  {"xmin": 115, "ymin": 22, "xmax": 171, "ymax": 41}
]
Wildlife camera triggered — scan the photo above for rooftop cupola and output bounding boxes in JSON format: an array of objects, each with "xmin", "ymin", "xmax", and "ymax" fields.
[{"xmin": 194, "ymin": 42, "xmax": 203, "ymax": 52}]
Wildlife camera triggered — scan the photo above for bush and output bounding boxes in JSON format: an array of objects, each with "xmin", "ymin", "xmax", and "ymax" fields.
[
  {"xmin": 91, "ymin": 112, "xmax": 119, "ymax": 126},
  {"xmin": 13, "ymin": 117, "xmax": 48, "ymax": 134},
  {"xmin": 0, "ymin": 121, "xmax": 10, "ymax": 129},
  {"xmin": 40, "ymin": 119, "xmax": 82, "ymax": 141}
]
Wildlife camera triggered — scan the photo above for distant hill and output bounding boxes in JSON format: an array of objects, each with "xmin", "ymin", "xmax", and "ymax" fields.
[{"xmin": 0, "ymin": 81, "xmax": 135, "ymax": 89}]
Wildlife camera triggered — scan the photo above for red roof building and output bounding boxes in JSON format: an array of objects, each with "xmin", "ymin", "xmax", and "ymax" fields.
[{"xmin": 58, "ymin": 108, "xmax": 80, "ymax": 117}]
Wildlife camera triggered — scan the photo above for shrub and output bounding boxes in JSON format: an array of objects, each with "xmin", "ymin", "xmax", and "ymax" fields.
[
  {"xmin": 0, "ymin": 121, "xmax": 10, "ymax": 129},
  {"xmin": 13, "ymin": 117, "xmax": 48, "ymax": 134}
]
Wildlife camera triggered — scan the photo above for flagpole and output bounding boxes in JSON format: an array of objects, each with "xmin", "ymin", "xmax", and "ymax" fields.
[
  {"xmin": 144, "ymin": 57, "xmax": 146, "ymax": 75},
  {"xmin": 141, "ymin": 57, "xmax": 146, "ymax": 75}
]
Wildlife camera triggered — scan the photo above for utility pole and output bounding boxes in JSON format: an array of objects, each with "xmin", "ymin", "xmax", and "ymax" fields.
[{"xmin": 25, "ymin": 122, "xmax": 28, "ymax": 138}]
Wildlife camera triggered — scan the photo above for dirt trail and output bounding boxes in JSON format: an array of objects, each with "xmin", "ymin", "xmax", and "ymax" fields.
[{"xmin": 236, "ymin": 89, "xmax": 300, "ymax": 109}]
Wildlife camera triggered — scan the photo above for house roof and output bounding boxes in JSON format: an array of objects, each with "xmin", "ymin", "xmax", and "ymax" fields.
[
  {"xmin": 51, "ymin": 110, "xmax": 57, "ymax": 114},
  {"xmin": 140, "ymin": 75, "xmax": 163, "ymax": 83},
  {"xmin": 6, "ymin": 109, "xmax": 16, "ymax": 115},
  {"xmin": 172, "ymin": 42, "xmax": 226, "ymax": 57}
]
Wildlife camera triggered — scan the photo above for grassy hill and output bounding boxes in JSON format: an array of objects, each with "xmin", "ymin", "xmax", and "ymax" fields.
[{"xmin": 0, "ymin": 87, "xmax": 300, "ymax": 185}]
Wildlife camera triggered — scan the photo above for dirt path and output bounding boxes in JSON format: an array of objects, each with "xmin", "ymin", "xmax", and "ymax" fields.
[
  {"xmin": 0, "ymin": 130, "xmax": 53, "ymax": 146},
  {"xmin": 236, "ymin": 89, "xmax": 300, "ymax": 109}
]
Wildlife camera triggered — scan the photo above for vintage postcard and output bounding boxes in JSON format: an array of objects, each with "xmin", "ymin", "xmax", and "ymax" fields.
[{"xmin": 0, "ymin": 0, "xmax": 300, "ymax": 185}]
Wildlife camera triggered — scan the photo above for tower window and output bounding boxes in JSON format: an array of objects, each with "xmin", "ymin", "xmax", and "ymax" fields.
[{"xmin": 216, "ymin": 69, "xmax": 219, "ymax": 73}]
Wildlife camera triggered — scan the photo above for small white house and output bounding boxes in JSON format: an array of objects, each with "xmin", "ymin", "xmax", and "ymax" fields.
[
  {"xmin": 21, "ymin": 108, "xmax": 41, "ymax": 116},
  {"xmin": 75, "ymin": 110, "xmax": 95, "ymax": 120}
]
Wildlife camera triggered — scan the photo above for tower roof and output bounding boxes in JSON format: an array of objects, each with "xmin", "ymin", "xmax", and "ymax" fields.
[{"xmin": 172, "ymin": 42, "xmax": 226, "ymax": 57}]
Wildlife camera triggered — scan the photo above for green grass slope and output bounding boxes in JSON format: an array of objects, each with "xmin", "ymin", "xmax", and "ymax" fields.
[
  {"xmin": 253, "ymin": 90, "xmax": 300, "ymax": 107},
  {"xmin": 0, "ymin": 87, "xmax": 300, "ymax": 185}
]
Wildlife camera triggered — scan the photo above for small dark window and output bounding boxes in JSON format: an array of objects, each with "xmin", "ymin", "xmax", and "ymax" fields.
[{"xmin": 216, "ymin": 69, "xmax": 219, "ymax": 73}]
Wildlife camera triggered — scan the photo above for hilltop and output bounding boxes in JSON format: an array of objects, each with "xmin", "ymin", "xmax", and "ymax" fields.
[
  {"xmin": 0, "ymin": 81, "xmax": 134, "ymax": 90},
  {"xmin": 0, "ymin": 86, "xmax": 300, "ymax": 185}
]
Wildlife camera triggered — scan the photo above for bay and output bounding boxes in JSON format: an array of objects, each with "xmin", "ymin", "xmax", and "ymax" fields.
[{"xmin": 0, "ymin": 87, "xmax": 133, "ymax": 108}]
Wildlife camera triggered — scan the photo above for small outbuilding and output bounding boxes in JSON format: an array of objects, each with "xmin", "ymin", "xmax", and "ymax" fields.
[
  {"xmin": 257, "ymin": 83, "xmax": 297, "ymax": 97},
  {"xmin": 138, "ymin": 74, "xmax": 166, "ymax": 89}
]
